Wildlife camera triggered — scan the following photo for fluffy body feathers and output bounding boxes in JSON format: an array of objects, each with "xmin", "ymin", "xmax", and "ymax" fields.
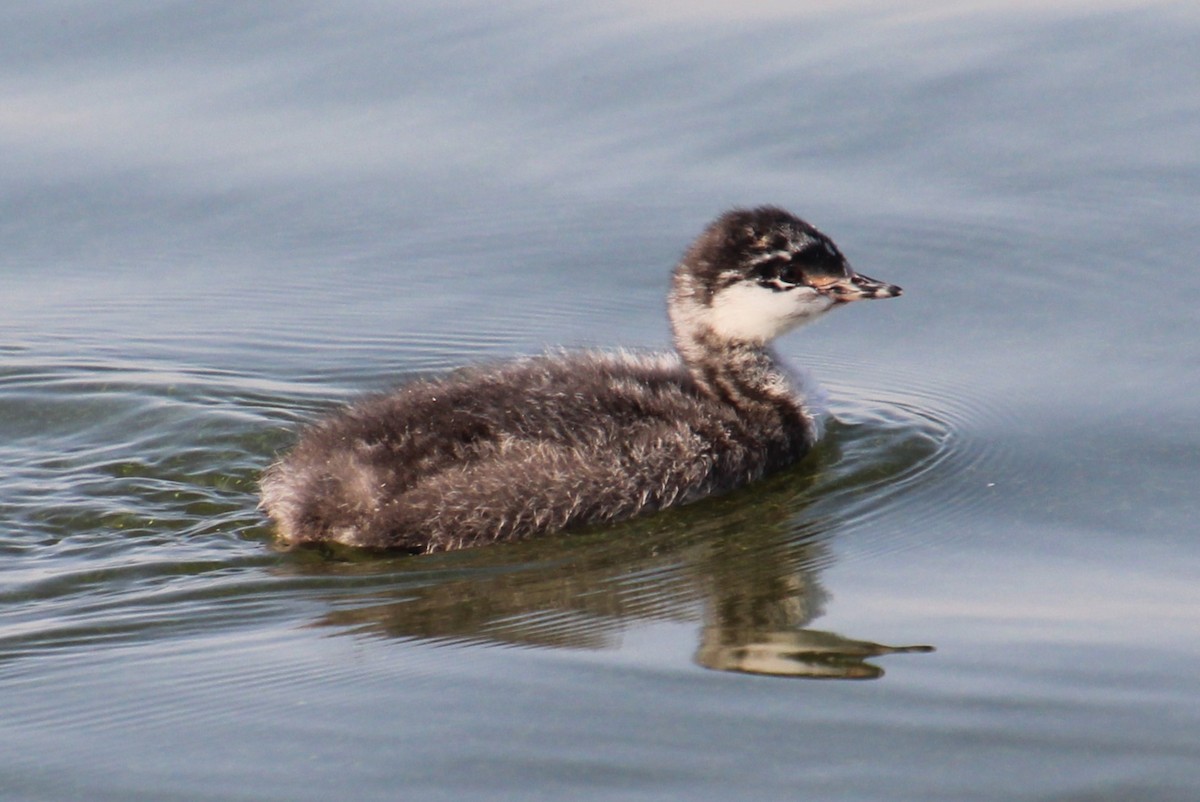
[{"xmin": 259, "ymin": 207, "xmax": 901, "ymax": 552}]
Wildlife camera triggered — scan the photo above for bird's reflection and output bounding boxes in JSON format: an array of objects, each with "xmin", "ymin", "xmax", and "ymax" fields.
[{"xmin": 279, "ymin": 453, "xmax": 933, "ymax": 679}]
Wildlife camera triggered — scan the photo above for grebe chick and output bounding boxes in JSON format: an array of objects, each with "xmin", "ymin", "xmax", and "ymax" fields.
[{"xmin": 260, "ymin": 206, "xmax": 901, "ymax": 553}]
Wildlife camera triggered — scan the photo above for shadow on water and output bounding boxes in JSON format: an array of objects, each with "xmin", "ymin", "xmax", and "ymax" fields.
[{"xmin": 275, "ymin": 419, "xmax": 939, "ymax": 680}]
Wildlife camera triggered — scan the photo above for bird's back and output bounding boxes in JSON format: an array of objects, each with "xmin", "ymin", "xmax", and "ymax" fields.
[{"xmin": 259, "ymin": 350, "xmax": 811, "ymax": 551}]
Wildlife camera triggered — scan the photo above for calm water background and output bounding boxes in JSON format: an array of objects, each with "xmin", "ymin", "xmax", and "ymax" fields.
[{"xmin": 2, "ymin": 2, "xmax": 1198, "ymax": 800}]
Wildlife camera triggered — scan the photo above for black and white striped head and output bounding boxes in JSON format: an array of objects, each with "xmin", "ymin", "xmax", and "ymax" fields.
[{"xmin": 669, "ymin": 206, "xmax": 901, "ymax": 346}]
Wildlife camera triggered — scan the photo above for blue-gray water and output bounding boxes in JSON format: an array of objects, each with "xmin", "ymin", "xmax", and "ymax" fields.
[{"xmin": 2, "ymin": 2, "xmax": 1198, "ymax": 800}]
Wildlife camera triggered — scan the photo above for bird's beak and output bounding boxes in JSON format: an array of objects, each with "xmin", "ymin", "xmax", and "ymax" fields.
[{"xmin": 814, "ymin": 271, "xmax": 902, "ymax": 303}]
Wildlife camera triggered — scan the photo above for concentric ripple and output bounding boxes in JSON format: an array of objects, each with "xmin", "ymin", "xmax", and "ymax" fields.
[
  {"xmin": 0, "ymin": 355, "xmax": 286, "ymax": 665},
  {"xmin": 791, "ymin": 356, "xmax": 1019, "ymax": 563}
]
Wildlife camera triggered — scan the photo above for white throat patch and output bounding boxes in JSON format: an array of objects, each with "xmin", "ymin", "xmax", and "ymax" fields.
[{"xmin": 706, "ymin": 282, "xmax": 835, "ymax": 343}]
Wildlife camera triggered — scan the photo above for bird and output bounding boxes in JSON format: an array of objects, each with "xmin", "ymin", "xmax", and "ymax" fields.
[{"xmin": 259, "ymin": 206, "xmax": 901, "ymax": 553}]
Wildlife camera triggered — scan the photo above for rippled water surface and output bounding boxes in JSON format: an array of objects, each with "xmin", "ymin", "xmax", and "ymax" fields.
[{"xmin": 3, "ymin": 3, "xmax": 1199, "ymax": 800}]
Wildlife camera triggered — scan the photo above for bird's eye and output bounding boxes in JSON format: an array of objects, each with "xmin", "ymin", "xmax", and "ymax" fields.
[
  {"xmin": 777, "ymin": 261, "xmax": 805, "ymax": 285},
  {"xmin": 754, "ymin": 256, "xmax": 804, "ymax": 290}
]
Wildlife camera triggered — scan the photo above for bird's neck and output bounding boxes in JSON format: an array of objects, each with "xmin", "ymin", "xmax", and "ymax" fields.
[
  {"xmin": 673, "ymin": 325, "xmax": 791, "ymax": 407},
  {"xmin": 667, "ymin": 269, "xmax": 824, "ymax": 450}
]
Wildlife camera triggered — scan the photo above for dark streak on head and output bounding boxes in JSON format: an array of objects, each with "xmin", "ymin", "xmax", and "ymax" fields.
[{"xmin": 678, "ymin": 206, "xmax": 852, "ymax": 301}]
